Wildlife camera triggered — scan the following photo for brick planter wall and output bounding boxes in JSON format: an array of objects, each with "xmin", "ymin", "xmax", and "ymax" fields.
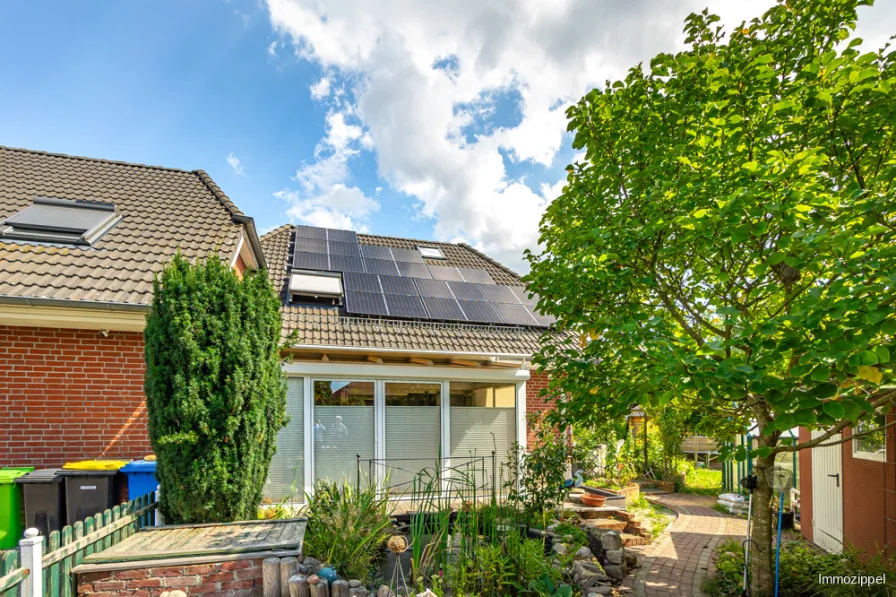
[
  {"xmin": 525, "ymin": 370, "xmax": 552, "ymax": 447},
  {"xmin": 76, "ymin": 558, "xmax": 265, "ymax": 597},
  {"xmin": 0, "ymin": 325, "xmax": 151, "ymax": 468}
]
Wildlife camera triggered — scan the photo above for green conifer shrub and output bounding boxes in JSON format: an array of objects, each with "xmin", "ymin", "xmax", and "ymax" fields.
[{"xmin": 144, "ymin": 253, "xmax": 287, "ymax": 523}]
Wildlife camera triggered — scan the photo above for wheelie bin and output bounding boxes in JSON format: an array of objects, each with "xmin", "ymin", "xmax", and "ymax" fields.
[
  {"xmin": 16, "ymin": 469, "xmax": 66, "ymax": 537},
  {"xmin": 59, "ymin": 460, "xmax": 129, "ymax": 525},
  {"xmin": 0, "ymin": 467, "xmax": 33, "ymax": 549},
  {"xmin": 120, "ymin": 460, "xmax": 158, "ymax": 500}
]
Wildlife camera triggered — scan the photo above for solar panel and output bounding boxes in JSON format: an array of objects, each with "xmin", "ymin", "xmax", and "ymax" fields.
[
  {"xmin": 360, "ymin": 245, "xmax": 394, "ymax": 260},
  {"xmin": 391, "ymin": 248, "xmax": 425, "ymax": 263},
  {"xmin": 415, "ymin": 279, "xmax": 454, "ymax": 299},
  {"xmin": 295, "ymin": 225, "xmax": 328, "ymax": 240},
  {"xmin": 448, "ymin": 281, "xmax": 487, "ymax": 301},
  {"xmin": 293, "ymin": 251, "xmax": 330, "ymax": 270},
  {"xmin": 379, "ymin": 275, "xmax": 419, "ymax": 296},
  {"xmin": 363, "ymin": 258, "xmax": 400, "ymax": 276},
  {"xmin": 511, "ymin": 286, "xmax": 538, "ymax": 306},
  {"xmin": 327, "ymin": 228, "xmax": 358, "ymax": 243},
  {"xmin": 385, "ymin": 294, "xmax": 428, "ymax": 319},
  {"xmin": 328, "ymin": 241, "xmax": 362, "ymax": 257},
  {"xmin": 428, "ymin": 266, "xmax": 465, "ymax": 282},
  {"xmin": 294, "ymin": 237, "xmax": 328, "ymax": 253},
  {"xmin": 328, "ymin": 255, "xmax": 366, "ymax": 273},
  {"xmin": 342, "ymin": 272, "xmax": 381, "ymax": 293},
  {"xmin": 457, "ymin": 300, "xmax": 500, "ymax": 323},
  {"xmin": 480, "ymin": 284, "xmax": 521, "ymax": 303},
  {"xmin": 493, "ymin": 302, "xmax": 539, "ymax": 326},
  {"xmin": 345, "ymin": 290, "xmax": 388, "ymax": 316},
  {"xmin": 457, "ymin": 268, "xmax": 495, "ymax": 284},
  {"xmin": 529, "ymin": 307, "xmax": 556, "ymax": 327},
  {"xmin": 422, "ymin": 297, "xmax": 465, "ymax": 321},
  {"xmin": 397, "ymin": 261, "xmax": 432, "ymax": 279}
]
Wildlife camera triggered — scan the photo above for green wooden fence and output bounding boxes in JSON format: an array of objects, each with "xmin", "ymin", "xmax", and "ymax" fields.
[{"xmin": 0, "ymin": 492, "xmax": 157, "ymax": 597}]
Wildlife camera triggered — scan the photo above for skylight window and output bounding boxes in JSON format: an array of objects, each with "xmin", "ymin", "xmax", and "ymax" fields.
[
  {"xmin": 417, "ymin": 246, "xmax": 446, "ymax": 260},
  {"xmin": 1, "ymin": 196, "xmax": 120, "ymax": 245},
  {"xmin": 289, "ymin": 271, "xmax": 343, "ymax": 303}
]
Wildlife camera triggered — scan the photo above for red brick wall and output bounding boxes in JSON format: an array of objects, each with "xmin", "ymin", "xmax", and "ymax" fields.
[
  {"xmin": 0, "ymin": 325, "xmax": 151, "ymax": 468},
  {"xmin": 77, "ymin": 558, "xmax": 265, "ymax": 597},
  {"xmin": 798, "ymin": 427, "xmax": 814, "ymax": 544},
  {"xmin": 525, "ymin": 371, "xmax": 553, "ymax": 447}
]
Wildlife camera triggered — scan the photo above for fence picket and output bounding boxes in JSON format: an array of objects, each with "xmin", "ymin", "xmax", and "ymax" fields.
[
  {"xmin": 112, "ymin": 506, "xmax": 121, "ymax": 545},
  {"xmin": 61, "ymin": 525, "xmax": 73, "ymax": 597},
  {"xmin": 48, "ymin": 530, "xmax": 61, "ymax": 597},
  {"xmin": 72, "ymin": 522, "xmax": 85, "ymax": 568},
  {"xmin": 0, "ymin": 550, "xmax": 23, "ymax": 596},
  {"xmin": 83, "ymin": 515, "xmax": 96, "ymax": 558},
  {"xmin": 102, "ymin": 510, "xmax": 113, "ymax": 551}
]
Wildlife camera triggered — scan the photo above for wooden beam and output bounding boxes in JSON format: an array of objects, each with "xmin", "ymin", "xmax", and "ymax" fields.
[
  {"xmin": 409, "ymin": 357, "xmax": 434, "ymax": 366},
  {"xmin": 367, "ymin": 355, "xmax": 383, "ymax": 364},
  {"xmin": 450, "ymin": 358, "xmax": 482, "ymax": 368}
]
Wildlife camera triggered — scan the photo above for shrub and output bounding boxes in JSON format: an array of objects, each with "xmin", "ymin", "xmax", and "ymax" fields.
[
  {"xmin": 303, "ymin": 481, "xmax": 395, "ymax": 581},
  {"xmin": 144, "ymin": 253, "xmax": 287, "ymax": 523},
  {"xmin": 505, "ymin": 421, "xmax": 574, "ymax": 524},
  {"xmin": 703, "ymin": 539, "xmax": 896, "ymax": 597}
]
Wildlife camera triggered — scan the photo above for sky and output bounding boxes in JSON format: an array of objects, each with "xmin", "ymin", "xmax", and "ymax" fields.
[{"xmin": 0, "ymin": 1, "xmax": 893, "ymax": 273}]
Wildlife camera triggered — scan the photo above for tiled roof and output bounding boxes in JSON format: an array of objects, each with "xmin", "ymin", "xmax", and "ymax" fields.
[
  {"xmin": 261, "ymin": 224, "xmax": 550, "ymax": 355},
  {"xmin": 0, "ymin": 145, "xmax": 249, "ymax": 306}
]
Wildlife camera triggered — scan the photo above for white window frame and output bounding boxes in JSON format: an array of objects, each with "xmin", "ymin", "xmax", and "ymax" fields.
[
  {"xmin": 852, "ymin": 416, "xmax": 887, "ymax": 462},
  {"xmin": 285, "ymin": 360, "xmax": 529, "ymax": 498}
]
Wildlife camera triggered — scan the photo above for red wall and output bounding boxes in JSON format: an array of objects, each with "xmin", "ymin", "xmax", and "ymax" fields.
[
  {"xmin": 525, "ymin": 370, "xmax": 554, "ymax": 447},
  {"xmin": 798, "ymin": 427, "xmax": 814, "ymax": 544},
  {"xmin": 77, "ymin": 557, "xmax": 265, "ymax": 596},
  {"xmin": 0, "ymin": 325, "xmax": 151, "ymax": 468}
]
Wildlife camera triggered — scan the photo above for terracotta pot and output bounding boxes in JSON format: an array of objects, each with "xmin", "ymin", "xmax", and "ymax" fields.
[{"xmin": 581, "ymin": 493, "xmax": 607, "ymax": 507}]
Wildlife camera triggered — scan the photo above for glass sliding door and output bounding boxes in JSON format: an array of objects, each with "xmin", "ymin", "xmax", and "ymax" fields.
[
  {"xmin": 313, "ymin": 380, "xmax": 375, "ymax": 487},
  {"xmin": 384, "ymin": 382, "xmax": 441, "ymax": 494},
  {"xmin": 265, "ymin": 377, "xmax": 305, "ymax": 501},
  {"xmin": 449, "ymin": 382, "xmax": 517, "ymax": 493}
]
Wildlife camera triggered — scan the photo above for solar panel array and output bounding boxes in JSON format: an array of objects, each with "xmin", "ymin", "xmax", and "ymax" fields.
[{"xmin": 291, "ymin": 225, "xmax": 554, "ymax": 328}]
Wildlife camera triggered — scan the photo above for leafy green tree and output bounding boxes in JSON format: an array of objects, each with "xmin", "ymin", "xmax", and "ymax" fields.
[
  {"xmin": 526, "ymin": 1, "xmax": 895, "ymax": 593},
  {"xmin": 144, "ymin": 254, "xmax": 287, "ymax": 523}
]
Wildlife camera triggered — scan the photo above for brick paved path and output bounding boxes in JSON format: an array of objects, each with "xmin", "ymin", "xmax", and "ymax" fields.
[{"xmin": 620, "ymin": 494, "xmax": 748, "ymax": 597}]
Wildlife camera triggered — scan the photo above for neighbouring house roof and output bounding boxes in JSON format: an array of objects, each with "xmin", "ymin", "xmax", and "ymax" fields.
[
  {"xmin": 261, "ymin": 224, "xmax": 553, "ymax": 356},
  {"xmin": 0, "ymin": 145, "xmax": 262, "ymax": 308}
]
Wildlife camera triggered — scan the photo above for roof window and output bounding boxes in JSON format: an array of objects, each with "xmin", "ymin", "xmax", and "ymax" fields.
[
  {"xmin": 1, "ymin": 196, "xmax": 120, "ymax": 245},
  {"xmin": 289, "ymin": 270, "xmax": 344, "ymax": 303},
  {"xmin": 417, "ymin": 246, "xmax": 446, "ymax": 260}
]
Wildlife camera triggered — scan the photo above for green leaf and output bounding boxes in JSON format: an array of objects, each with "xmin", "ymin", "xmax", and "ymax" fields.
[
  {"xmin": 861, "ymin": 350, "xmax": 879, "ymax": 366},
  {"xmin": 775, "ymin": 414, "xmax": 795, "ymax": 431},
  {"xmin": 810, "ymin": 366, "xmax": 830, "ymax": 382},
  {"xmin": 822, "ymin": 401, "xmax": 846, "ymax": 420},
  {"xmin": 743, "ymin": 161, "xmax": 759, "ymax": 172},
  {"xmin": 767, "ymin": 252, "xmax": 787, "ymax": 265},
  {"xmin": 857, "ymin": 365, "xmax": 883, "ymax": 384},
  {"xmin": 874, "ymin": 346, "xmax": 890, "ymax": 364},
  {"xmin": 693, "ymin": 209, "xmax": 709, "ymax": 219}
]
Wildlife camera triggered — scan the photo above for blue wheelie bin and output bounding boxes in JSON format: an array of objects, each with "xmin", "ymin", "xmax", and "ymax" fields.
[{"xmin": 120, "ymin": 460, "xmax": 158, "ymax": 500}]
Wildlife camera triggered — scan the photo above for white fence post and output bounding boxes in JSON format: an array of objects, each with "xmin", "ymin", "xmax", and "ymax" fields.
[
  {"xmin": 19, "ymin": 528, "xmax": 43, "ymax": 597},
  {"xmin": 155, "ymin": 484, "xmax": 163, "ymax": 526}
]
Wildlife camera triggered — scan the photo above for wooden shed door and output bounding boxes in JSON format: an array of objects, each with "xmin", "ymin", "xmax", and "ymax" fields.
[{"xmin": 810, "ymin": 429, "xmax": 843, "ymax": 553}]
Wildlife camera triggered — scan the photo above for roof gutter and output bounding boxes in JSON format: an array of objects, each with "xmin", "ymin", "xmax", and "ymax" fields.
[
  {"xmin": 232, "ymin": 214, "xmax": 267, "ymax": 270},
  {"xmin": 284, "ymin": 343, "xmax": 532, "ymax": 360},
  {"xmin": 0, "ymin": 295, "xmax": 150, "ymax": 312}
]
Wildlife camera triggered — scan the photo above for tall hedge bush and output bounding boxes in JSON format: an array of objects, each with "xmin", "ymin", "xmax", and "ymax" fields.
[{"xmin": 144, "ymin": 253, "xmax": 287, "ymax": 523}]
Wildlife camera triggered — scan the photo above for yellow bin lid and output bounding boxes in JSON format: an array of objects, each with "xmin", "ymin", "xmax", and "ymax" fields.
[{"xmin": 62, "ymin": 460, "xmax": 130, "ymax": 471}]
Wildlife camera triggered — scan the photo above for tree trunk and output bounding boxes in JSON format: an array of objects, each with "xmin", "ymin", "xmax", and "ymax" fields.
[{"xmin": 750, "ymin": 449, "xmax": 777, "ymax": 597}]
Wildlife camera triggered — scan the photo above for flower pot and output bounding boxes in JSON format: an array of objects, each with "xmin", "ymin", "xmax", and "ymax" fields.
[{"xmin": 581, "ymin": 493, "xmax": 607, "ymax": 507}]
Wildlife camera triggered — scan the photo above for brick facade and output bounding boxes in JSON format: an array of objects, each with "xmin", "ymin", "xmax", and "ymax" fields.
[
  {"xmin": 76, "ymin": 558, "xmax": 265, "ymax": 597},
  {"xmin": 525, "ymin": 370, "xmax": 553, "ymax": 447},
  {"xmin": 0, "ymin": 325, "xmax": 151, "ymax": 468}
]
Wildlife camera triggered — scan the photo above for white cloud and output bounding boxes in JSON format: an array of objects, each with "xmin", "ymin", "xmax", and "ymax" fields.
[
  {"xmin": 268, "ymin": 41, "xmax": 279, "ymax": 57},
  {"xmin": 266, "ymin": 0, "xmax": 895, "ymax": 271},
  {"xmin": 226, "ymin": 152, "xmax": 246, "ymax": 177},
  {"xmin": 309, "ymin": 76, "xmax": 332, "ymax": 100}
]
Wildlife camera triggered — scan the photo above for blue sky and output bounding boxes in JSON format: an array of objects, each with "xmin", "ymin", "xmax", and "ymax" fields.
[{"xmin": 1, "ymin": 1, "xmax": 891, "ymax": 272}]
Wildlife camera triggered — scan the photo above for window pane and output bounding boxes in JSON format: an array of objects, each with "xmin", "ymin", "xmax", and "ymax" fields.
[
  {"xmin": 266, "ymin": 377, "xmax": 305, "ymax": 501},
  {"xmin": 385, "ymin": 382, "xmax": 441, "ymax": 494},
  {"xmin": 449, "ymin": 382, "xmax": 516, "ymax": 492},
  {"xmin": 314, "ymin": 380, "xmax": 375, "ymax": 487},
  {"xmin": 853, "ymin": 413, "xmax": 887, "ymax": 461}
]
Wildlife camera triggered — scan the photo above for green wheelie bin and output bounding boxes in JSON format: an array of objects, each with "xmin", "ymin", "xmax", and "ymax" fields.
[{"xmin": 0, "ymin": 467, "xmax": 34, "ymax": 549}]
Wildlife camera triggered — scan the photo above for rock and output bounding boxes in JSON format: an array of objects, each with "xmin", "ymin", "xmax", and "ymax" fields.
[
  {"xmin": 575, "ymin": 546, "xmax": 594, "ymax": 561},
  {"xmin": 552, "ymin": 543, "xmax": 568, "ymax": 556},
  {"xmin": 571, "ymin": 560, "xmax": 608, "ymax": 588},
  {"xmin": 349, "ymin": 580, "xmax": 363, "ymax": 588},
  {"xmin": 600, "ymin": 531, "xmax": 623, "ymax": 551},
  {"xmin": 377, "ymin": 584, "xmax": 392, "ymax": 597},
  {"xmin": 159, "ymin": 592, "xmax": 187, "ymax": 597},
  {"xmin": 605, "ymin": 549, "xmax": 624, "ymax": 565},
  {"xmin": 308, "ymin": 575, "xmax": 320, "ymax": 585},
  {"xmin": 604, "ymin": 563, "xmax": 627, "ymax": 581},
  {"xmin": 625, "ymin": 552, "xmax": 639, "ymax": 568},
  {"xmin": 304, "ymin": 556, "xmax": 323, "ymax": 571},
  {"xmin": 586, "ymin": 587, "xmax": 613, "ymax": 596},
  {"xmin": 568, "ymin": 493, "xmax": 584, "ymax": 504},
  {"xmin": 297, "ymin": 564, "xmax": 310, "ymax": 575}
]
